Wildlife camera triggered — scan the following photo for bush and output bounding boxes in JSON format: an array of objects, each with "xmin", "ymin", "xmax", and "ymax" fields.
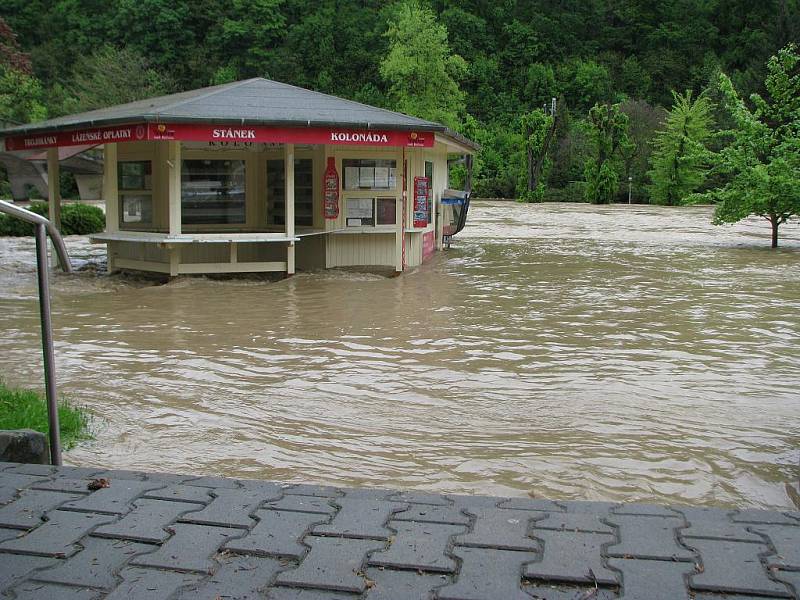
[
  {"xmin": 0, "ymin": 201, "xmax": 104, "ymax": 236},
  {"xmin": 61, "ymin": 203, "xmax": 105, "ymax": 235}
]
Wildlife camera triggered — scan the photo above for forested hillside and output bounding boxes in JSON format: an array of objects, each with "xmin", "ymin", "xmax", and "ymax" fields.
[{"xmin": 1, "ymin": 0, "xmax": 797, "ymax": 200}]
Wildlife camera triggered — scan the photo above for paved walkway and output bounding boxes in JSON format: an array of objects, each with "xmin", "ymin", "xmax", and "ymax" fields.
[{"xmin": 0, "ymin": 462, "xmax": 798, "ymax": 599}]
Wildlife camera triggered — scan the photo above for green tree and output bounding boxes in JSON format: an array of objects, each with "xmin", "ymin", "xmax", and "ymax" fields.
[
  {"xmin": 60, "ymin": 45, "xmax": 174, "ymax": 114},
  {"xmin": 647, "ymin": 90, "xmax": 715, "ymax": 205},
  {"xmin": 0, "ymin": 18, "xmax": 45, "ymax": 124},
  {"xmin": 584, "ymin": 103, "xmax": 631, "ymax": 204},
  {"xmin": 380, "ymin": 1, "xmax": 467, "ymax": 129},
  {"xmin": 695, "ymin": 44, "xmax": 800, "ymax": 247},
  {"xmin": 520, "ymin": 109, "xmax": 555, "ymax": 202}
]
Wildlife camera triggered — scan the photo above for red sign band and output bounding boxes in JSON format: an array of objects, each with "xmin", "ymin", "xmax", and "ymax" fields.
[{"xmin": 4, "ymin": 123, "xmax": 434, "ymax": 151}]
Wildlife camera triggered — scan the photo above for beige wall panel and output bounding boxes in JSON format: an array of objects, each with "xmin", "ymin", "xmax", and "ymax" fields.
[
  {"xmin": 328, "ymin": 233, "xmax": 395, "ymax": 267},
  {"xmin": 237, "ymin": 242, "xmax": 287, "ymax": 263}
]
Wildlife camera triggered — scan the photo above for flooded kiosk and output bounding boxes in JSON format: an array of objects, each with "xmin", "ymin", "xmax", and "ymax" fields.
[{"xmin": 0, "ymin": 79, "xmax": 477, "ymax": 276}]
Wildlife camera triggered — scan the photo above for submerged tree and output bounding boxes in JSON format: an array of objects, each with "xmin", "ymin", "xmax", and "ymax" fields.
[
  {"xmin": 519, "ymin": 108, "xmax": 555, "ymax": 202},
  {"xmin": 647, "ymin": 90, "xmax": 715, "ymax": 205},
  {"xmin": 583, "ymin": 103, "xmax": 630, "ymax": 204},
  {"xmin": 694, "ymin": 44, "xmax": 800, "ymax": 247},
  {"xmin": 380, "ymin": 1, "xmax": 467, "ymax": 130}
]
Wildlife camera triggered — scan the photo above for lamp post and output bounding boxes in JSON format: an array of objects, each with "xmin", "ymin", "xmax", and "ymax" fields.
[{"xmin": 628, "ymin": 176, "xmax": 633, "ymax": 205}]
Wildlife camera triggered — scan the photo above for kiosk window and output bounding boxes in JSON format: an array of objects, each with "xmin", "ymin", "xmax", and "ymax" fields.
[
  {"xmin": 267, "ymin": 159, "xmax": 313, "ymax": 227},
  {"xmin": 181, "ymin": 159, "xmax": 246, "ymax": 225},
  {"xmin": 118, "ymin": 161, "xmax": 153, "ymax": 226},
  {"xmin": 345, "ymin": 197, "xmax": 397, "ymax": 227},
  {"xmin": 424, "ymin": 160, "xmax": 434, "ymax": 224},
  {"xmin": 343, "ymin": 159, "xmax": 397, "ymax": 190}
]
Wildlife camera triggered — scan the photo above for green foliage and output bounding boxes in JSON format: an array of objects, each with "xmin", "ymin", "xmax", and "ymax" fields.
[
  {"xmin": 0, "ymin": 379, "xmax": 91, "ymax": 449},
  {"xmin": 380, "ymin": 1, "xmax": 467, "ymax": 130},
  {"xmin": 693, "ymin": 44, "xmax": 800, "ymax": 247},
  {"xmin": 519, "ymin": 109, "xmax": 555, "ymax": 202},
  {"xmin": 0, "ymin": 202, "xmax": 104, "ymax": 236},
  {"xmin": 583, "ymin": 103, "xmax": 631, "ymax": 204},
  {"xmin": 648, "ymin": 90, "xmax": 715, "ymax": 205},
  {"xmin": 0, "ymin": 65, "xmax": 46, "ymax": 123},
  {"xmin": 58, "ymin": 44, "xmax": 174, "ymax": 115},
  {"xmin": 620, "ymin": 99, "xmax": 666, "ymax": 202}
]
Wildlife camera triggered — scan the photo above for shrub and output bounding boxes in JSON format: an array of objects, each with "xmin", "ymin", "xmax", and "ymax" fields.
[{"xmin": 0, "ymin": 201, "xmax": 104, "ymax": 236}]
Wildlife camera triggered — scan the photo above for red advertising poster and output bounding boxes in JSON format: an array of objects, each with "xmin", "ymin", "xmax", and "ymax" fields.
[
  {"xmin": 413, "ymin": 176, "xmax": 430, "ymax": 229},
  {"xmin": 323, "ymin": 157, "xmax": 340, "ymax": 220},
  {"xmin": 4, "ymin": 122, "xmax": 434, "ymax": 151},
  {"xmin": 422, "ymin": 230, "xmax": 435, "ymax": 262}
]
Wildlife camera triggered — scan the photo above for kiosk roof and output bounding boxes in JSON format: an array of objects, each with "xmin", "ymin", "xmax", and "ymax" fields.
[{"xmin": 0, "ymin": 78, "xmax": 476, "ymax": 149}]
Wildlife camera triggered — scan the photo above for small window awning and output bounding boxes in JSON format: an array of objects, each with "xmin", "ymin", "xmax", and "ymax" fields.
[{"xmin": 0, "ymin": 78, "xmax": 478, "ymax": 153}]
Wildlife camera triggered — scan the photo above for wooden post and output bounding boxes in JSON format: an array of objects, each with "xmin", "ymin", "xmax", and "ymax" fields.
[
  {"xmin": 103, "ymin": 143, "xmax": 119, "ymax": 233},
  {"xmin": 167, "ymin": 141, "xmax": 181, "ymax": 237},
  {"xmin": 46, "ymin": 148, "xmax": 61, "ymax": 231},
  {"xmin": 285, "ymin": 143, "xmax": 295, "ymax": 275}
]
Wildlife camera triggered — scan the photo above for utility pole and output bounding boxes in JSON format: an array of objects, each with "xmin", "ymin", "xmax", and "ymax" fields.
[{"xmin": 628, "ymin": 176, "xmax": 633, "ymax": 204}]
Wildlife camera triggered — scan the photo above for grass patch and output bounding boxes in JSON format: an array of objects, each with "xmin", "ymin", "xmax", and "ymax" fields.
[{"xmin": 0, "ymin": 379, "xmax": 92, "ymax": 449}]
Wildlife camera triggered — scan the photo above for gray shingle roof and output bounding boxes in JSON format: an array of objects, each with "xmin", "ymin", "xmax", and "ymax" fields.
[{"xmin": 0, "ymin": 79, "xmax": 477, "ymax": 148}]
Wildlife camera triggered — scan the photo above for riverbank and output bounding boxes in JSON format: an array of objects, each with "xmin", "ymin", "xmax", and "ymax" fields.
[
  {"xmin": 0, "ymin": 462, "xmax": 798, "ymax": 598},
  {"xmin": 0, "ymin": 381, "xmax": 90, "ymax": 449}
]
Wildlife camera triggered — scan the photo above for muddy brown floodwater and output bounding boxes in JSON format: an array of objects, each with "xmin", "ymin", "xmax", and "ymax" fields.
[{"xmin": 1, "ymin": 202, "xmax": 799, "ymax": 508}]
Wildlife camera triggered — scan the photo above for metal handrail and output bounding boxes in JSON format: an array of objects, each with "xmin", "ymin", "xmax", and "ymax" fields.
[{"xmin": 0, "ymin": 200, "xmax": 72, "ymax": 465}]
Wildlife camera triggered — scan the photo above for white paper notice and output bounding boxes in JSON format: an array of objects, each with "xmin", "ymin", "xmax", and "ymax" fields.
[
  {"xmin": 374, "ymin": 167, "xmax": 389, "ymax": 188},
  {"xmin": 346, "ymin": 198, "xmax": 373, "ymax": 218},
  {"xmin": 345, "ymin": 167, "xmax": 360, "ymax": 190},
  {"xmin": 358, "ymin": 167, "xmax": 375, "ymax": 188}
]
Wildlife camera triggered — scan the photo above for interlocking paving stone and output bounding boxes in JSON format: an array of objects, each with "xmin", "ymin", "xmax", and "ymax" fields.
[
  {"xmin": 523, "ymin": 582, "xmax": 618, "ymax": 599},
  {"xmin": 184, "ymin": 475, "xmax": 243, "ymax": 489},
  {"xmin": 180, "ymin": 486, "xmax": 281, "ymax": 528},
  {"xmin": 275, "ymin": 536, "xmax": 385, "ymax": 593},
  {"xmin": 104, "ymin": 567, "xmax": 204, "ymax": 600},
  {"xmin": 0, "ymin": 510, "xmax": 114, "ymax": 557},
  {"xmin": 675, "ymin": 506, "xmax": 762, "ymax": 542},
  {"xmin": 611, "ymin": 503, "xmax": 680, "ymax": 517},
  {"xmin": 388, "ymin": 491, "xmax": 453, "ymax": 506},
  {"xmin": 687, "ymin": 538, "xmax": 792, "ymax": 597},
  {"xmin": 605, "ymin": 515, "xmax": 694, "ymax": 561},
  {"xmin": 455, "ymin": 508, "xmax": 539, "ymax": 551},
  {"xmin": 0, "ymin": 489, "xmax": 81, "ymax": 529},
  {"xmin": 369, "ymin": 521, "xmax": 465, "ymax": 573},
  {"xmin": 364, "ymin": 567, "xmax": 450, "ymax": 599},
  {"xmin": 524, "ymin": 530, "xmax": 618, "ymax": 585},
  {"xmin": 338, "ymin": 488, "xmax": 395, "ymax": 501},
  {"xmin": 607, "ymin": 557, "xmax": 696, "ymax": 600},
  {"xmin": 450, "ymin": 495, "xmax": 507, "ymax": 509},
  {"xmin": 498, "ymin": 498, "xmax": 563, "ymax": 512},
  {"xmin": 32, "ymin": 536, "xmax": 152, "ymax": 589},
  {"xmin": 731, "ymin": 509, "xmax": 798, "ymax": 525},
  {"xmin": 29, "ymin": 477, "xmax": 95, "ymax": 494},
  {"xmin": 60, "ymin": 479, "xmax": 166, "ymax": 515},
  {"xmin": 93, "ymin": 498, "xmax": 201, "ymax": 543},
  {"xmin": 142, "ymin": 483, "xmax": 213, "ymax": 504},
  {"xmin": 130, "ymin": 523, "xmax": 244, "ymax": 573},
  {"xmin": 266, "ymin": 587, "xmax": 358, "ymax": 599},
  {"xmin": 267, "ymin": 495, "xmax": 337, "ymax": 515},
  {"xmin": 750, "ymin": 524, "xmax": 800, "ymax": 569},
  {"xmin": 560, "ymin": 501, "xmax": 619, "ymax": 514},
  {"xmin": 0, "ymin": 473, "xmax": 50, "ymax": 504},
  {"xmin": 0, "ymin": 554, "xmax": 58, "ymax": 595},
  {"xmin": 173, "ymin": 553, "xmax": 284, "ymax": 599},
  {"xmin": 393, "ymin": 503, "xmax": 471, "ymax": 525},
  {"xmin": 533, "ymin": 512, "xmax": 614, "ymax": 534},
  {"xmin": 284, "ymin": 484, "xmax": 341, "ymax": 498},
  {"xmin": 9, "ymin": 581, "xmax": 102, "ymax": 599},
  {"xmin": 437, "ymin": 546, "xmax": 537, "ymax": 600},
  {"xmin": 224, "ymin": 509, "xmax": 328, "ymax": 559},
  {"xmin": 0, "ymin": 527, "xmax": 18, "ymax": 542},
  {"xmin": 313, "ymin": 497, "xmax": 407, "ymax": 540},
  {"xmin": 773, "ymin": 570, "xmax": 800, "ymax": 597}
]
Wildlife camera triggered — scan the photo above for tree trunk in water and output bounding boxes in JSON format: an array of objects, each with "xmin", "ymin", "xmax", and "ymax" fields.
[{"xmin": 771, "ymin": 215, "xmax": 779, "ymax": 248}]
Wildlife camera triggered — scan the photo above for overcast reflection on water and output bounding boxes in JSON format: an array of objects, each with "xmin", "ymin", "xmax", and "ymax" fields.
[{"xmin": 0, "ymin": 202, "xmax": 798, "ymax": 509}]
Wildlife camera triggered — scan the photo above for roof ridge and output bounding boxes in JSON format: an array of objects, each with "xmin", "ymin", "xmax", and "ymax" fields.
[
  {"xmin": 152, "ymin": 78, "xmax": 262, "ymax": 117},
  {"xmin": 262, "ymin": 78, "xmax": 441, "ymax": 127}
]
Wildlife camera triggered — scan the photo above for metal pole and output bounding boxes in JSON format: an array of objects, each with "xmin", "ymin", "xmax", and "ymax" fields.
[
  {"xmin": 628, "ymin": 177, "xmax": 633, "ymax": 205},
  {"xmin": 34, "ymin": 223, "xmax": 62, "ymax": 466}
]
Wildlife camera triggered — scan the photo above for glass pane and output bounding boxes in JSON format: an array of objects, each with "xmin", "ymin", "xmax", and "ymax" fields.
[
  {"xmin": 181, "ymin": 159, "xmax": 246, "ymax": 225},
  {"xmin": 346, "ymin": 197, "xmax": 374, "ymax": 226},
  {"xmin": 121, "ymin": 194, "xmax": 152, "ymax": 224},
  {"xmin": 267, "ymin": 159, "xmax": 313, "ymax": 227},
  {"xmin": 376, "ymin": 197, "xmax": 396, "ymax": 225},
  {"xmin": 118, "ymin": 161, "xmax": 151, "ymax": 191}
]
